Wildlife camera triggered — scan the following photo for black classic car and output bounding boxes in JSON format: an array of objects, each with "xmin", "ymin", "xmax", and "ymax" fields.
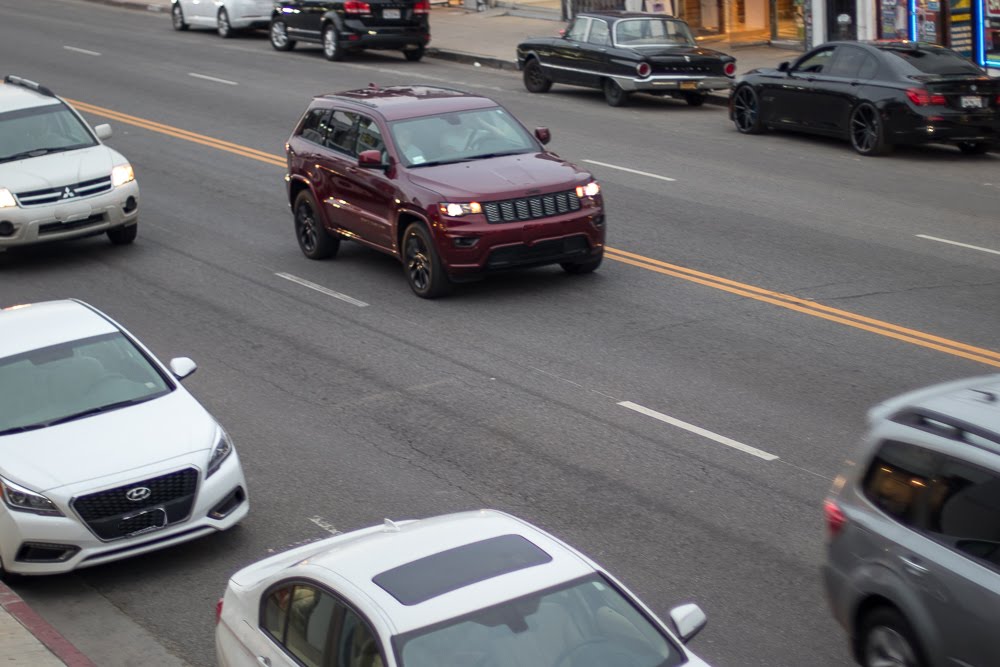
[
  {"xmin": 730, "ymin": 41, "xmax": 1000, "ymax": 156},
  {"xmin": 269, "ymin": 0, "xmax": 430, "ymax": 62},
  {"xmin": 517, "ymin": 11, "xmax": 736, "ymax": 107}
]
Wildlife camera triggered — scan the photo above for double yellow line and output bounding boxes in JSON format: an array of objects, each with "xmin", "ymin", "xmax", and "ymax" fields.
[{"xmin": 70, "ymin": 100, "xmax": 1000, "ymax": 369}]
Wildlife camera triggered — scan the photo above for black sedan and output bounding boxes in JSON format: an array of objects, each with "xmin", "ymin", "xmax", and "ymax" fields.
[
  {"xmin": 730, "ymin": 41, "xmax": 1000, "ymax": 156},
  {"xmin": 517, "ymin": 11, "xmax": 736, "ymax": 107}
]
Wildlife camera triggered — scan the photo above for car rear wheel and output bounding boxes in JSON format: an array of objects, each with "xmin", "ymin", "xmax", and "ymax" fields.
[
  {"xmin": 850, "ymin": 103, "xmax": 892, "ymax": 156},
  {"xmin": 732, "ymin": 85, "xmax": 764, "ymax": 134},
  {"xmin": 957, "ymin": 141, "xmax": 990, "ymax": 155},
  {"xmin": 171, "ymin": 3, "xmax": 188, "ymax": 31},
  {"xmin": 403, "ymin": 222, "xmax": 450, "ymax": 298},
  {"xmin": 561, "ymin": 252, "xmax": 603, "ymax": 275},
  {"xmin": 523, "ymin": 59, "xmax": 552, "ymax": 93},
  {"xmin": 294, "ymin": 191, "xmax": 339, "ymax": 259},
  {"xmin": 107, "ymin": 223, "xmax": 138, "ymax": 245},
  {"xmin": 602, "ymin": 78, "xmax": 629, "ymax": 107},
  {"xmin": 684, "ymin": 93, "xmax": 706, "ymax": 107},
  {"xmin": 270, "ymin": 19, "xmax": 295, "ymax": 51},
  {"xmin": 859, "ymin": 607, "xmax": 926, "ymax": 667},
  {"xmin": 217, "ymin": 8, "xmax": 234, "ymax": 38},
  {"xmin": 323, "ymin": 25, "xmax": 344, "ymax": 61},
  {"xmin": 404, "ymin": 46, "xmax": 425, "ymax": 62}
]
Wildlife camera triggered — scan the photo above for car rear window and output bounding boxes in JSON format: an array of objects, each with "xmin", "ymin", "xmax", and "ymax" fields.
[{"xmin": 877, "ymin": 45, "xmax": 983, "ymax": 75}]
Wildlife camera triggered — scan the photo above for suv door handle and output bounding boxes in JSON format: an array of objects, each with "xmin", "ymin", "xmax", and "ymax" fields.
[
  {"xmin": 256, "ymin": 657, "xmax": 271, "ymax": 667},
  {"xmin": 899, "ymin": 555, "xmax": 928, "ymax": 575}
]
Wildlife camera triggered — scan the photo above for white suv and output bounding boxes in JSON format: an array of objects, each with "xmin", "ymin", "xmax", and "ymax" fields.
[{"xmin": 0, "ymin": 76, "xmax": 139, "ymax": 251}]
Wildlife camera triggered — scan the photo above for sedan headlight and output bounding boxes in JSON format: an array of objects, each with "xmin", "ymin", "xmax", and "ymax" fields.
[
  {"xmin": 0, "ymin": 476, "xmax": 63, "ymax": 516},
  {"xmin": 111, "ymin": 163, "xmax": 135, "ymax": 188},
  {"xmin": 0, "ymin": 188, "xmax": 16, "ymax": 208},
  {"xmin": 575, "ymin": 181, "xmax": 600, "ymax": 198},
  {"xmin": 206, "ymin": 428, "xmax": 234, "ymax": 479},
  {"xmin": 438, "ymin": 202, "xmax": 482, "ymax": 217}
]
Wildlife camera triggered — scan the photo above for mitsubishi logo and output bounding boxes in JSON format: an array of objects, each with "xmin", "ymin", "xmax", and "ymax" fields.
[
  {"xmin": 125, "ymin": 487, "xmax": 152, "ymax": 502},
  {"xmin": 61, "ymin": 187, "xmax": 76, "ymax": 199}
]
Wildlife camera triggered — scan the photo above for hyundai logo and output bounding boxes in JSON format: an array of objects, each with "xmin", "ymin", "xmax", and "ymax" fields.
[
  {"xmin": 61, "ymin": 187, "xmax": 76, "ymax": 199},
  {"xmin": 125, "ymin": 486, "xmax": 152, "ymax": 502}
]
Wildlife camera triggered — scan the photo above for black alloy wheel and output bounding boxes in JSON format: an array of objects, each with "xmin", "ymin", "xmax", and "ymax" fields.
[
  {"xmin": 107, "ymin": 224, "xmax": 138, "ymax": 245},
  {"xmin": 957, "ymin": 141, "xmax": 990, "ymax": 155},
  {"xmin": 859, "ymin": 608, "xmax": 926, "ymax": 667},
  {"xmin": 602, "ymin": 78, "xmax": 629, "ymax": 107},
  {"xmin": 293, "ymin": 191, "xmax": 339, "ymax": 259},
  {"xmin": 323, "ymin": 25, "xmax": 344, "ymax": 61},
  {"xmin": 523, "ymin": 59, "xmax": 552, "ymax": 93},
  {"xmin": 561, "ymin": 252, "xmax": 603, "ymax": 275},
  {"xmin": 270, "ymin": 19, "xmax": 295, "ymax": 51},
  {"xmin": 732, "ymin": 85, "xmax": 764, "ymax": 134},
  {"xmin": 404, "ymin": 46, "xmax": 425, "ymax": 62},
  {"xmin": 850, "ymin": 103, "xmax": 891, "ymax": 156},
  {"xmin": 171, "ymin": 3, "xmax": 188, "ymax": 30},
  {"xmin": 217, "ymin": 8, "xmax": 234, "ymax": 38},
  {"xmin": 402, "ymin": 223, "xmax": 450, "ymax": 298},
  {"xmin": 684, "ymin": 93, "xmax": 707, "ymax": 107}
]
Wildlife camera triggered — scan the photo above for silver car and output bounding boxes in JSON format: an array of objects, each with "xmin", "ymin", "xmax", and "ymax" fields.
[{"xmin": 823, "ymin": 374, "xmax": 1000, "ymax": 667}]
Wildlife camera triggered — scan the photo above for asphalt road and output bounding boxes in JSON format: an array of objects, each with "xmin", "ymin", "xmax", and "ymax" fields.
[{"xmin": 2, "ymin": 1, "xmax": 999, "ymax": 665}]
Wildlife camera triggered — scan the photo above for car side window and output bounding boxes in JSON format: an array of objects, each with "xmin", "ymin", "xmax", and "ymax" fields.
[
  {"xmin": 793, "ymin": 48, "xmax": 835, "ymax": 74},
  {"xmin": 862, "ymin": 440, "xmax": 936, "ymax": 528},
  {"xmin": 335, "ymin": 607, "xmax": 384, "ymax": 667},
  {"xmin": 262, "ymin": 584, "xmax": 338, "ymax": 667},
  {"xmin": 828, "ymin": 47, "xmax": 868, "ymax": 78},
  {"xmin": 355, "ymin": 115, "xmax": 386, "ymax": 161},
  {"xmin": 566, "ymin": 18, "xmax": 589, "ymax": 41},
  {"xmin": 325, "ymin": 110, "xmax": 360, "ymax": 156},
  {"xmin": 924, "ymin": 456, "xmax": 1000, "ymax": 571},
  {"xmin": 587, "ymin": 19, "xmax": 610, "ymax": 46},
  {"xmin": 298, "ymin": 109, "xmax": 332, "ymax": 146}
]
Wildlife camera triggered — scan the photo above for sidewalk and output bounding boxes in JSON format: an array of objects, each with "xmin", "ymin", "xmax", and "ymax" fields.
[{"xmin": 0, "ymin": 580, "xmax": 95, "ymax": 667}]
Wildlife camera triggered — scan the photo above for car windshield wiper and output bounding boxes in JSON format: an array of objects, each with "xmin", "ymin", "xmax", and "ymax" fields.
[
  {"xmin": 43, "ymin": 396, "xmax": 156, "ymax": 427},
  {"xmin": 409, "ymin": 157, "xmax": 477, "ymax": 168},
  {"xmin": 0, "ymin": 422, "xmax": 49, "ymax": 436},
  {"xmin": 0, "ymin": 145, "xmax": 79, "ymax": 163},
  {"xmin": 463, "ymin": 150, "xmax": 531, "ymax": 160}
]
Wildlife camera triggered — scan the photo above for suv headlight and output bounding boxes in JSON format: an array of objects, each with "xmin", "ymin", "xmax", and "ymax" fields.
[
  {"xmin": 0, "ymin": 188, "xmax": 16, "ymax": 208},
  {"xmin": 0, "ymin": 476, "xmax": 63, "ymax": 516},
  {"xmin": 206, "ymin": 428, "xmax": 234, "ymax": 479},
  {"xmin": 575, "ymin": 181, "xmax": 600, "ymax": 198},
  {"xmin": 111, "ymin": 163, "xmax": 135, "ymax": 188},
  {"xmin": 438, "ymin": 202, "xmax": 482, "ymax": 217}
]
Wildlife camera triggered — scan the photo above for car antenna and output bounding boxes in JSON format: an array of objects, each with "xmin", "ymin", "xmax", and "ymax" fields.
[
  {"xmin": 383, "ymin": 518, "xmax": 401, "ymax": 532},
  {"xmin": 369, "ymin": 82, "xmax": 379, "ymax": 89}
]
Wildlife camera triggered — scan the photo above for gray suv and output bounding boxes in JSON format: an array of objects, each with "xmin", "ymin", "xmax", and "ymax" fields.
[{"xmin": 823, "ymin": 374, "xmax": 1000, "ymax": 667}]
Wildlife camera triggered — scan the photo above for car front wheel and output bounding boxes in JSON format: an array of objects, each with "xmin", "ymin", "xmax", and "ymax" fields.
[
  {"xmin": 523, "ymin": 59, "xmax": 552, "ymax": 93},
  {"xmin": 171, "ymin": 3, "xmax": 188, "ymax": 30},
  {"xmin": 107, "ymin": 223, "xmax": 138, "ymax": 245},
  {"xmin": 402, "ymin": 223, "xmax": 450, "ymax": 298},
  {"xmin": 859, "ymin": 607, "xmax": 926, "ymax": 667},
  {"xmin": 294, "ymin": 191, "xmax": 339, "ymax": 259},
  {"xmin": 731, "ymin": 85, "xmax": 764, "ymax": 134},
  {"xmin": 270, "ymin": 19, "xmax": 295, "ymax": 51}
]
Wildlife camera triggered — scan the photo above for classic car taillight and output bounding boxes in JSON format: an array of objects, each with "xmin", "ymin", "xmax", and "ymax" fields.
[
  {"xmin": 344, "ymin": 0, "xmax": 372, "ymax": 13},
  {"xmin": 413, "ymin": 0, "xmax": 430, "ymax": 13},
  {"xmin": 906, "ymin": 88, "xmax": 946, "ymax": 106},
  {"xmin": 724, "ymin": 62, "xmax": 736, "ymax": 77},
  {"xmin": 636, "ymin": 62, "xmax": 651, "ymax": 78}
]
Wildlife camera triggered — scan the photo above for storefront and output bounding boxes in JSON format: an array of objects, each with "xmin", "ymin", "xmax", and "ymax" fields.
[
  {"xmin": 983, "ymin": 0, "xmax": 1000, "ymax": 70},
  {"xmin": 679, "ymin": 0, "xmax": 806, "ymax": 42}
]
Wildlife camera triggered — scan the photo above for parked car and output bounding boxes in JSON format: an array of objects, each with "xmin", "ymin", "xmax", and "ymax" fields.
[
  {"xmin": 284, "ymin": 85, "xmax": 605, "ymax": 298},
  {"xmin": 0, "ymin": 76, "xmax": 139, "ymax": 250},
  {"xmin": 171, "ymin": 0, "xmax": 273, "ymax": 37},
  {"xmin": 0, "ymin": 300, "xmax": 249, "ymax": 576},
  {"xmin": 217, "ymin": 509, "xmax": 712, "ymax": 667},
  {"xmin": 730, "ymin": 41, "xmax": 1000, "ymax": 156},
  {"xmin": 517, "ymin": 11, "xmax": 736, "ymax": 107},
  {"xmin": 823, "ymin": 374, "xmax": 1000, "ymax": 667},
  {"xmin": 269, "ymin": 0, "xmax": 431, "ymax": 62}
]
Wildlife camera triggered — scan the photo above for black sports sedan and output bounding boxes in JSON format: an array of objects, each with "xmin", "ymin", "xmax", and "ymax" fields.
[
  {"xmin": 730, "ymin": 41, "xmax": 1000, "ymax": 156},
  {"xmin": 517, "ymin": 11, "xmax": 736, "ymax": 107}
]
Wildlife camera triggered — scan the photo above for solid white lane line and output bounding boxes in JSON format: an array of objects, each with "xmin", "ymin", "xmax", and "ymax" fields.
[
  {"xmin": 618, "ymin": 401, "xmax": 779, "ymax": 461},
  {"xmin": 916, "ymin": 234, "xmax": 1000, "ymax": 257},
  {"xmin": 188, "ymin": 72, "xmax": 238, "ymax": 86},
  {"xmin": 63, "ymin": 46, "xmax": 101, "ymax": 56},
  {"xmin": 582, "ymin": 160, "xmax": 677, "ymax": 182},
  {"xmin": 275, "ymin": 272, "xmax": 369, "ymax": 307}
]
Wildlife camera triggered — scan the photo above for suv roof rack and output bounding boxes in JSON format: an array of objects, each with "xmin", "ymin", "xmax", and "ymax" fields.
[
  {"xmin": 3, "ymin": 75, "xmax": 55, "ymax": 97},
  {"xmin": 890, "ymin": 408, "xmax": 1000, "ymax": 455}
]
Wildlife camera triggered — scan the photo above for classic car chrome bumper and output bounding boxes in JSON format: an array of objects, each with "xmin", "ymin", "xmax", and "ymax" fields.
[{"xmin": 616, "ymin": 75, "xmax": 733, "ymax": 93}]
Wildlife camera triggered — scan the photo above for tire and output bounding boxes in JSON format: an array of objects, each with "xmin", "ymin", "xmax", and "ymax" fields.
[
  {"xmin": 523, "ymin": 58, "xmax": 552, "ymax": 93},
  {"xmin": 849, "ymin": 103, "xmax": 892, "ymax": 156},
  {"xmin": 217, "ymin": 8, "xmax": 234, "ymax": 38},
  {"xmin": 731, "ymin": 85, "xmax": 764, "ymax": 134},
  {"xmin": 602, "ymin": 78, "xmax": 629, "ymax": 107},
  {"xmin": 171, "ymin": 3, "xmax": 188, "ymax": 31},
  {"xmin": 403, "ymin": 46, "xmax": 425, "ymax": 62},
  {"xmin": 323, "ymin": 25, "xmax": 344, "ymax": 61},
  {"xmin": 107, "ymin": 223, "xmax": 137, "ymax": 245},
  {"xmin": 270, "ymin": 19, "xmax": 295, "ymax": 51},
  {"xmin": 684, "ymin": 93, "xmax": 707, "ymax": 107},
  {"xmin": 293, "ymin": 191, "xmax": 339, "ymax": 260},
  {"xmin": 561, "ymin": 252, "xmax": 603, "ymax": 275},
  {"xmin": 957, "ymin": 141, "xmax": 990, "ymax": 155},
  {"xmin": 858, "ymin": 607, "xmax": 926, "ymax": 667},
  {"xmin": 402, "ymin": 222, "xmax": 450, "ymax": 298}
]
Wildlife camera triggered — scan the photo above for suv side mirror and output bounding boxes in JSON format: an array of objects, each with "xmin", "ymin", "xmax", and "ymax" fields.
[
  {"xmin": 534, "ymin": 127, "xmax": 551, "ymax": 145},
  {"xmin": 358, "ymin": 149, "xmax": 386, "ymax": 169},
  {"xmin": 169, "ymin": 357, "xmax": 197, "ymax": 380},
  {"xmin": 777, "ymin": 61, "xmax": 790, "ymax": 73},
  {"xmin": 95, "ymin": 124, "xmax": 113, "ymax": 140},
  {"xmin": 669, "ymin": 603, "xmax": 707, "ymax": 643}
]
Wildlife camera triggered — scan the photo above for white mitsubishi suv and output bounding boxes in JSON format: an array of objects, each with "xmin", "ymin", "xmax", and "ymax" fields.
[
  {"xmin": 0, "ymin": 300, "xmax": 249, "ymax": 576},
  {"xmin": 0, "ymin": 76, "xmax": 139, "ymax": 251}
]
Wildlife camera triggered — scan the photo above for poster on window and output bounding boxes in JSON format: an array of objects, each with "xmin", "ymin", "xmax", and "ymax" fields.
[
  {"xmin": 988, "ymin": 0, "xmax": 1000, "ymax": 17},
  {"xmin": 880, "ymin": 0, "xmax": 908, "ymax": 37},
  {"xmin": 948, "ymin": 0, "xmax": 973, "ymax": 57}
]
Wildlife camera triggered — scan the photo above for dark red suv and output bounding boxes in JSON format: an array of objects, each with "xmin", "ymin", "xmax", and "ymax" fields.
[{"xmin": 284, "ymin": 86, "xmax": 606, "ymax": 298}]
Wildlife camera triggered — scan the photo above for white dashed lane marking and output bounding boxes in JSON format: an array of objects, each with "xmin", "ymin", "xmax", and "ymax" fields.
[
  {"xmin": 64, "ymin": 45, "xmax": 101, "ymax": 56},
  {"xmin": 275, "ymin": 272, "xmax": 369, "ymax": 307},
  {"xmin": 582, "ymin": 159, "xmax": 677, "ymax": 182},
  {"xmin": 188, "ymin": 72, "xmax": 238, "ymax": 86},
  {"xmin": 916, "ymin": 234, "xmax": 1000, "ymax": 257}
]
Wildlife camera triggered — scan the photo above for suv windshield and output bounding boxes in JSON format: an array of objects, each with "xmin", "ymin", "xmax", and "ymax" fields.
[
  {"xmin": 0, "ymin": 102, "xmax": 97, "ymax": 164},
  {"xmin": 389, "ymin": 107, "xmax": 536, "ymax": 168},
  {"xmin": 395, "ymin": 574, "xmax": 683, "ymax": 667},
  {"xmin": 614, "ymin": 19, "xmax": 696, "ymax": 47},
  {"xmin": 0, "ymin": 332, "xmax": 171, "ymax": 435},
  {"xmin": 877, "ymin": 45, "xmax": 983, "ymax": 75}
]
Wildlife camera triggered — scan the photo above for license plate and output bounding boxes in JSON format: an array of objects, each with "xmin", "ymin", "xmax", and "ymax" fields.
[
  {"xmin": 679, "ymin": 81, "xmax": 698, "ymax": 90},
  {"xmin": 383, "ymin": 8, "xmax": 401, "ymax": 19},
  {"xmin": 960, "ymin": 95, "xmax": 984, "ymax": 109}
]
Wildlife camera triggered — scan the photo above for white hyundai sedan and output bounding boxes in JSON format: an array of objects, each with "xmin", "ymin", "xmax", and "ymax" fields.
[
  {"xmin": 216, "ymin": 510, "xmax": 712, "ymax": 667},
  {"xmin": 0, "ymin": 299, "xmax": 249, "ymax": 576}
]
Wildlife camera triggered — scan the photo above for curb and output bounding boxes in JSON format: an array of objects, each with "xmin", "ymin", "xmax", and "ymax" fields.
[
  {"xmin": 0, "ymin": 580, "xmax": 96, "ymax": 667},
  {"xmin": 83, "ymin": 0, "xmax": 168, "ymax": 11}
]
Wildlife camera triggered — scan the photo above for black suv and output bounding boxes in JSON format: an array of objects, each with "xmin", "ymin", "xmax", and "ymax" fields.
[{"xmin": 270, "ymin": 0, "xmax": 431, "ymax": 62}]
